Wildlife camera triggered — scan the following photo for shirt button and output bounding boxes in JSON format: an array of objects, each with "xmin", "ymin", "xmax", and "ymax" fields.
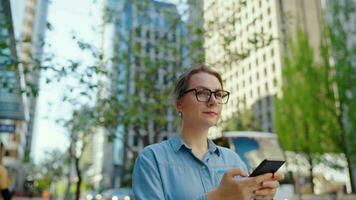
[{"xmin": 202, "ymin": 166, "xmax": 206, "ymax": 169}]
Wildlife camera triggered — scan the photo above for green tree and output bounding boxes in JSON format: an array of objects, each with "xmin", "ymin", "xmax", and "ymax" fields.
[
  {"xmin": 325, "ymin": 0, "xmax": 356, "ymax": 192},
  {"xmin": 274, "ymin": 27, "xmax": 342, "ymax": 193}
]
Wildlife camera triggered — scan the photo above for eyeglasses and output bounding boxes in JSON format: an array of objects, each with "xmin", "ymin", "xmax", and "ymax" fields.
[{"xmin": 181, "ymin": 87, "xmax": 230, "ymax": 104}]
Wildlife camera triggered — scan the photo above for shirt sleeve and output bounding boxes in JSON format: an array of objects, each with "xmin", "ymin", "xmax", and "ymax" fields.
[{"xmin": 132, "ymin": 148, "xmax": 165, "ymax": 200}]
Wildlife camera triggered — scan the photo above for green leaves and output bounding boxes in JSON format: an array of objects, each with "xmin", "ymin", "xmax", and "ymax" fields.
[{"xmin": 274, "ymin": 27, "xmax": 342, "ymax": 154}]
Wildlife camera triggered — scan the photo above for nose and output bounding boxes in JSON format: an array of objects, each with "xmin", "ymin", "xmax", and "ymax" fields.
[{"xmin": 207, "ymin": 94, "xmax": 218, "ymax": 106}]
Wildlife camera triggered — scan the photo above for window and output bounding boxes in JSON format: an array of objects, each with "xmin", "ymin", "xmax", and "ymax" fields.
[
  {"xmin": 136, "ymin": 27, "xmax": 141, "ymax": 37},
  {"xmin": 271, "ymin": 48, "xmax": 274, "ymax": 56},
  {"xmin": 145, "ymin": 42, "xmax": 151, "ymax": 53},
  {"xmin": 273, "ymin": 78, "xmax": 277, "ymax": 86},
  {"xmin": 256, "ymin": 72, "xmax": 260, "ymax": 80},
  {"xmin": 155, "ymin": 46, "xmax": 159, "ymax": 55},
  {"xmin": 155, "ymin": 30, "xmax": 159, "ymax": 40},
  {"xmin": 263, "ymin": 53, "xmax": 266, "ymax": 61},
  {"xmin": 272, "ymin": 63, "xmax": 276, "ymax": 71},
  {"xmin": 172, "ymin": 33, "xmax": 176, "ymax": 42}
]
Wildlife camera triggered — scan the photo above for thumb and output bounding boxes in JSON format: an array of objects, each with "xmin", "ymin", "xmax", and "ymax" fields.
[{"xmin": 225, "ymin": 168, "xmax": 248, "ymax": 178}]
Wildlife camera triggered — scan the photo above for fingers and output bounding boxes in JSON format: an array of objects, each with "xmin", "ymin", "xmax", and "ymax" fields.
[
  {"xmin": 254, "ymin": 187, "xmax": 277, "ymax": 199},
  {"xmin": 262, "ymin": 180, "xmax": 280, "ymax": 188},
  {"xmin": 237, "ymin": 173, "xmax": 273, "ymax": 192},
  {"xmin": 254, "ymin": 181, "xmax": 279, "ymax": 200},
  {"xmin": 225, "ymin": 168, "xmax": 248, "ymax": 178},
  {"xmin": 247, "ymin": 173, "xmax": 273, "ymax": 186},
  {"xmin": 272, "ymin": 171, "xmax": 284, "ymax": 181}
]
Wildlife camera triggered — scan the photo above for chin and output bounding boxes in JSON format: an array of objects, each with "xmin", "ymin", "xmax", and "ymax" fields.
[{"xmin": 202, "ymin": 120, "xmax": 217, "ymax": 128}]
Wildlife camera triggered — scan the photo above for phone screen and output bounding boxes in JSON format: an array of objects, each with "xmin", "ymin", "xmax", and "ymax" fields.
[{"xmin": 249, "ymin": 159, "xmax": 285, "ymax": 177}]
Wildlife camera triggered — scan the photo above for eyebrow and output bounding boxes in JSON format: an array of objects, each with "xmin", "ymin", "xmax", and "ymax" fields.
[{"xmin": 195, "ymin": 86, "xmax": 224, "ymax": 91}]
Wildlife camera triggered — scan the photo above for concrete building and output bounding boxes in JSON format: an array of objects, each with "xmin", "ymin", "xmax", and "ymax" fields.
[
  {"xmin": 20, "ymin": 0, "xmax": 49, "ymax": 161},
  {"xmin": 203, "ymin": 0, "xmax": 325, "ymax": 135},
  {"xmin": 0, "ymin": 0, "xmax": 48, "ymax": 191},
  {"xmin": 102, "ymin": 0, "xmax": 188, "ymax": 187},
  {"xmin": 0, "ymin": 0, "xmax": 28, "ymax": 190}
]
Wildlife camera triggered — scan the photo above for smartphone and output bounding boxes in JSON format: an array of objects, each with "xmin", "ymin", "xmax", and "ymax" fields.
[{"xmin": 249, "ymin": 159, "xmax": 285, "ymax": 177}]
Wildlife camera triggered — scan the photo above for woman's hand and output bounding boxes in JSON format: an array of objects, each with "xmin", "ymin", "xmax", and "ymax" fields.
[
  {"xmin": 207, "ymin": 168, "xmax": 275, "ymax": 200},
  {"xmin": 254, "ymin": 171, "xmax": 284, "ymax": 200}
]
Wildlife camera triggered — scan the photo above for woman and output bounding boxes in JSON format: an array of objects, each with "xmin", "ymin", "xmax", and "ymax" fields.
[{"xmin": 133, "ymin": 65, "xmax": 283, "ymax": 200}]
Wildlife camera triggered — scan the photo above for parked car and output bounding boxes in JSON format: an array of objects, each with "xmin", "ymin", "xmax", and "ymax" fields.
[{"xmin": 102, "ymin": 188, "xmax": 134, "ymax": 200}]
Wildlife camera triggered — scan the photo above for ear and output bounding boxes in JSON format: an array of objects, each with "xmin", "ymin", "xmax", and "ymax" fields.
[{"xmin": 175, "ymin": 99, "xmax": 182, "ymax": 112}]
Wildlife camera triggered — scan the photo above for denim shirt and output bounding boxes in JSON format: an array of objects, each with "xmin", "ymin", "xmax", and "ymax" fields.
[{"xmin": 132, "ymin": 133, "xmax": 247, "ymax": 200}]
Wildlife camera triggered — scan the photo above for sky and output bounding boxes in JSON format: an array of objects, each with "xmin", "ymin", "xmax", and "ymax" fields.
[
  {"xmin": 32, "ymin": 0, "xmax": 188, "ymax": 163},
  {"xmin": 32, "ymin": 0, "xmax": 102, "ymax": 162}
]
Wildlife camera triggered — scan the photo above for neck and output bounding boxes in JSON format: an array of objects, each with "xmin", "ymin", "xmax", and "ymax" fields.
[{"xmin": 180, "ymin": 124, "xmax": 209, "ymax": 151}]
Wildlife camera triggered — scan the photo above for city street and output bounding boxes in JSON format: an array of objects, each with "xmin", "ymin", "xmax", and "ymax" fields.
[{"xmin": 1, "ymin": 0, "xmax": 356, "ymax": 199}]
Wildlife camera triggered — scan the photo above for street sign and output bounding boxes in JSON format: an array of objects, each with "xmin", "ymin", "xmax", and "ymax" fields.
[{"xmin": 0, "ymin": 124, "xmax": 16, "ymax": 133}]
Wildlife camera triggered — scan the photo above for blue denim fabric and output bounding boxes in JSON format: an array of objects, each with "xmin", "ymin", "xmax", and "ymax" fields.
[{"xmin": 132, "ymin": 133, "xmax": 247, "ymax": 200}]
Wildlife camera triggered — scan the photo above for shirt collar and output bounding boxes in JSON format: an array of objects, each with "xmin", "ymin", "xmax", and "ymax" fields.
[{"xmin": 169, "ymin": 133, "xmax": 221, "ymax": 156}]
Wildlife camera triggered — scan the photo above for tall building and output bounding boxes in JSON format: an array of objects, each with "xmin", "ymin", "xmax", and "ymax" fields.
[
  {"xmin": 187, "ymin": 0, "xmax": 205, "ymax": 64},
  {"xmin": 102, "ymin": 0, "xmax": 188, "ymax": 187},
  {"xmin": 0, "ymin": 0, "xmax": 28, "ymax": 190},
  {"xmin": 20, "ymin": 0, "xmax": 49, "ymax": 161},
  {"xmin": 0, "ymin": 0, "xmax": 48, "ymax": 191},
  {"xmin": 203, "ymin": 0, "xmax": 325, "ymax": 134}
]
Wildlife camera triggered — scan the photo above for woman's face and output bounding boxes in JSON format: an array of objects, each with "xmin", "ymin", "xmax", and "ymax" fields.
[{"xmin": 176, "ymin": 72, "xmax": 223, "ymax": 129}]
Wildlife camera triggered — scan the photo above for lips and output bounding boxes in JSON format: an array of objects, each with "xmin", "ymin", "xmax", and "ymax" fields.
[{"xmin": 203, "ymin": 111, "xmax": 218, "ymax": 116}]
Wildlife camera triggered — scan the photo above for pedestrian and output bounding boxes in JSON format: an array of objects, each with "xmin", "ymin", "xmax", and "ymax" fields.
[
  {"xmin": 132, "ymin": 64, "xmax": 284, "ymax": 200},
  {"xmin": 0, "ymin": 143, "xmax": 11, "ymax": 200}
]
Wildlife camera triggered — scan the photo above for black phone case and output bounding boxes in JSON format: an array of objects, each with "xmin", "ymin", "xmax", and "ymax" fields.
[{"xmin": 249, "ymin": 159, "xmax": 285, "ymax": 177}]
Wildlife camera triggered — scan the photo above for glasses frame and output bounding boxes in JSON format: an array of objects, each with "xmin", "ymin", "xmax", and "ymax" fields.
[{"xmin": 181, "ymin": 87, "xmax": 230, "ymax": 104}]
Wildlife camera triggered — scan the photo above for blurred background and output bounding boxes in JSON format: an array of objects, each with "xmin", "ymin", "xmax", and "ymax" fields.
[{"xmin": 0, "ymin": 0, "xmax": 355, "ymax": 199}]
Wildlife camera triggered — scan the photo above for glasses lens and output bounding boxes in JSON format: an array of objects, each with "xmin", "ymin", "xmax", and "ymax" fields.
[
  {"xmin": 196, "ymin": 89, "xmax": 211, "ymax": 102},
  {"xmin": 214, "ymin": 90, "xmax": 229, "ymax": 104}
]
